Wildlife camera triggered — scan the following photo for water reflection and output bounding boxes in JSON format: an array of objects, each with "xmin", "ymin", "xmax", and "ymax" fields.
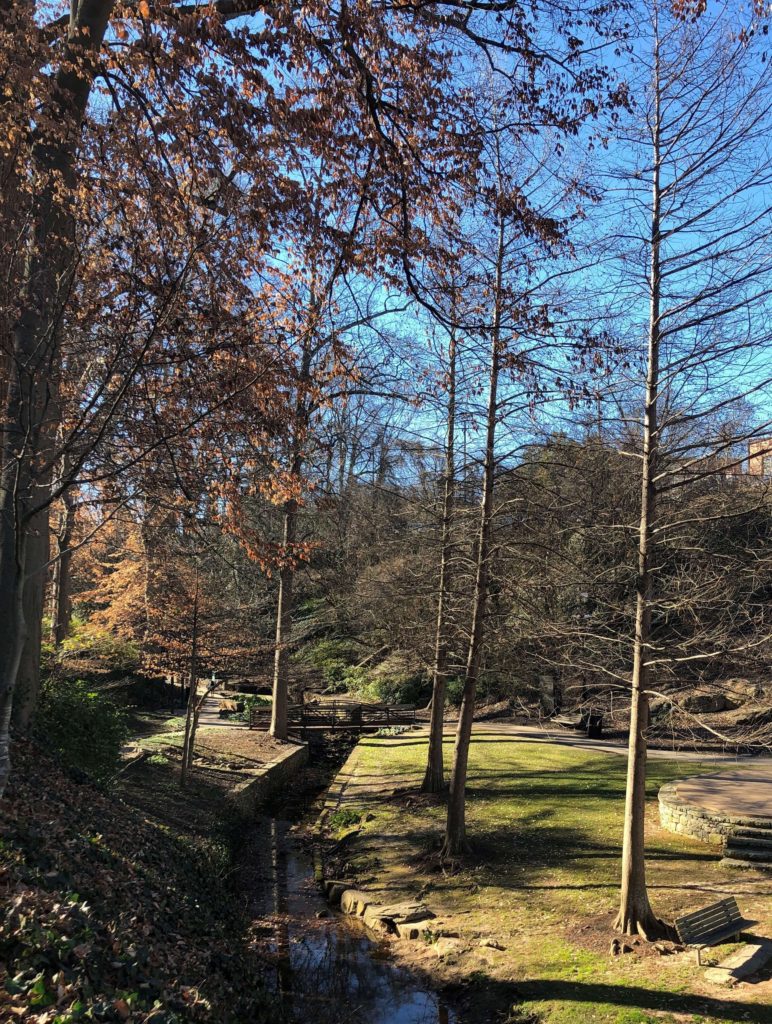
[{"xmin": 242, "ymin": 818, "xmax": 456, "ymax": 1024}]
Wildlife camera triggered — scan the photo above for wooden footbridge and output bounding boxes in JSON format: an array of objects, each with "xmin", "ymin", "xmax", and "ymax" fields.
[{"xmin": 248, "ymin": 699, "xmax": 417, "ymax": 736}]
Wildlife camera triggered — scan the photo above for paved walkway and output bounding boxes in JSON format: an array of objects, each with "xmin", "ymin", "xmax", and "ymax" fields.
[
  {"xmin": 195, "ymin": 691, "xmax": 250, "ymax": 731},
  {"xmin": 463, "ymin": 721, "xmax": 772, "ymax": 764},
  {"xmin": 673, "ymin": 766, "xmax": 772, "ymax": 819}
]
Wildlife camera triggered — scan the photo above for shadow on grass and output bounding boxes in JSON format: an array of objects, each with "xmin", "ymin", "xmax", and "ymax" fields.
[
  {"xmin": 359, "ymin": 738, "xmax": 432, "ymax": 748},
  {"xmin": 468, "ymin": 824, "xmax": 719, "ymax": 874},
  {"xmin": 513, "ymin": 978, "xmax": 771, "ymax": 1023},
  {"xmin": 373, "ymin": 818, "xmax": 720, "ymax": 890}
]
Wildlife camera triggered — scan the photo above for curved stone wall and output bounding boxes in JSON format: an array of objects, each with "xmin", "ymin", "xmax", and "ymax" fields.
[{"xmin": 658, "ymin": 781, "xmax": 733, "ymax": 848}]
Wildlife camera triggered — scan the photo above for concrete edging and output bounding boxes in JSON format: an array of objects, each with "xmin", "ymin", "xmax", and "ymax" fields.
[
  {"xmin": 313, "ymin": 741, "xmax": 365, "ymax": 834},
  {"xmin": 228, "ymin": 741, "xmax": 309, "ymax": 815}
]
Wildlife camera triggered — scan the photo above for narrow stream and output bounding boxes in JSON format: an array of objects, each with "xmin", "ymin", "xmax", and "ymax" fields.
[{"xmin": 240, "ymin": 817, "xmax": 456, "ymax": 1024}]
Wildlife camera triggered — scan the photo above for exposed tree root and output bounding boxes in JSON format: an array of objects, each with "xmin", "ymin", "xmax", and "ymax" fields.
[
  {"xmin": 420, "ymin": 772, "xmax": 448, "ymax": 795},
  {"xmin": 439, "ymin": 839, "xmax": 471, "ymax": 872},
  {"xmin": 613, "ymin": 908, "xmax": 675, "ymax": 941}
]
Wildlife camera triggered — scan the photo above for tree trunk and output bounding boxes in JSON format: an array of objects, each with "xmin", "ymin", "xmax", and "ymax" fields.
[
  {"xmin": 443, "ymin": 213, "xmax": 504, "ymax": 859},
  {"xmin": 270, "ymin": 328, "xmax": 314, "ymax": 740},
  {"xmin": 51, "ymin": 487, "xmax": 76, "ymax": 648},
  {"xmin": 0, "ymin": 487, "xmax": 28, "ymax": 791},
  {"xmin": 422, "ymin": 325, "xmax": 457, "ymax": 793},
  {"xmin": 0, "ymin": 0, "xmax": 115, "ymax": 796},
  {"xmin": 270, "ymin": 498, "xmax": 297, "ymax": 740},
  {"xmin": 614, "ymin": 25, "xmax": 667, "ymax": 940},
  {"xmin": 12, "ymin": 508, "xmax": 50, "ymax": 732},
  {"xmin": 180, "ymin": 572, "xmax": 199, "ymax": 788}
]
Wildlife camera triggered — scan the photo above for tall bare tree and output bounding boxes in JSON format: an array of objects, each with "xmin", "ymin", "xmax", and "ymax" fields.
[
  {"xmin": 608, "ymin": 1, "xmax": 772, "ymax": 937},
  {"xmin": 443, "ymin": 235, "xmax": 503, "ymax": 855},
  {"xmin": 422, "ymin": 319, "xmax": 458, "ymax": 792}
]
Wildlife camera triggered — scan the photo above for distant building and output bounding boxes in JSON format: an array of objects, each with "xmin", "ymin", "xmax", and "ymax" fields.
[
  {"xmin": 667, "ymin": 438, "xmax": 772, "ymax": 484},
  {"xmin": 748, "ymin": 438, "xmax": 772, "ymax": 477}
]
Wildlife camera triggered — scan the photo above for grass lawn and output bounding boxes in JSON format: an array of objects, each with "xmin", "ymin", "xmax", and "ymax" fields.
[{"xmin": 324, "ymin": 727, "xmax": 771, "ymax": 1024}]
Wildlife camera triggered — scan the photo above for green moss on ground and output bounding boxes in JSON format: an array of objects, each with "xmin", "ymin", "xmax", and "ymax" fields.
[{"xmin": 328, "ymin": 729, "xmax": 771, "ymax": 1024}]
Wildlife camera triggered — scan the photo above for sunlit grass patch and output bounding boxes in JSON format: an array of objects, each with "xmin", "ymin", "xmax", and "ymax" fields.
[{"xmin": 341, "ymin": 730, "xmax": 771, "ymax": 1024}]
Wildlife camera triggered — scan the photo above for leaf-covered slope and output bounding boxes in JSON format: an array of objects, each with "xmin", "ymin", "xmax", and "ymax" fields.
[{"xmin": 0, "ymin": 741, "xmax": 270, "ymax": 1023}]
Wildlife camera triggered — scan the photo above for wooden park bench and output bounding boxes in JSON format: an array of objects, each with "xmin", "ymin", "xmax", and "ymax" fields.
[
  {"xmin": 552, "ymin": 712, "xmax": 583, "ymax": 729},
  {"xmin": 675, "ymin": 896, "xmax": 756, "ymax": 965},
  {"xmin": 551, "ymin": 711, "xmax": 604, "ymax": 739}
]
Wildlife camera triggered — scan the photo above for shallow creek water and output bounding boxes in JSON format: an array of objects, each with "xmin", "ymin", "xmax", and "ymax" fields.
[{"xmin": 240, "ymin": 817, "xmax": 456, "ymax": 1024}]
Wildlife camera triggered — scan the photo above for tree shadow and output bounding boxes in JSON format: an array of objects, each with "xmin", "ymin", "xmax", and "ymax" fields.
[
  {"xmin": 512, "ymin": 978, "xmax": 771, "ymax": 1023},
  {"xmin": 467, "ymin": 823, "xmax": 719, "ymax": 875}
]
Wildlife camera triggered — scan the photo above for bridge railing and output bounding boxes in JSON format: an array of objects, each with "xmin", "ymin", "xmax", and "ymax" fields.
[{"xmin": 248, "ymin": 700, "xmax": 416, "ymax": 733}]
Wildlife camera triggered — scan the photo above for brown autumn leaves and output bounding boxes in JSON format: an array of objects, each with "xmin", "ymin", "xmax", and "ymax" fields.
[{"xmin": 0, "ymin": 0, "xmax": 623, "ymax": 783}]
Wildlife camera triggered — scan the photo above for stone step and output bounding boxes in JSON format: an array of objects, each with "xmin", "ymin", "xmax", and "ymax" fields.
[
  {"xmin": 726, "ymin": 834, "xmax": 772, "ymax": 851},
  {"xmin": 721, "ymin": 856, "xmax": 772, "ymax": 871},
  {"xmin": 723, "ymin": 844, "xmax": 772, "ymax": 863},
  {"xmin": 731, "ymin": 822, "xmax": 772, "ymax": 839},
  {"xmin": 704, "ymin": 940, "xmax": 772, "ymax": 985}
]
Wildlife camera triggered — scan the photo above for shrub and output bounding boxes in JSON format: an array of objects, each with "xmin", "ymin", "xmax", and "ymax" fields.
[
  {"xmin": 445, "ymin": 676, "xmax": 466, "ymax": 706},
  {"xmin": 56, "ymin": 614, "xmax": 140, "ymax": 672},
  {"xmin": 442, "ymin": 675, "xmax": 495, "ymax": 708},
  {"xmin": 299, "ymin": 638, "xmax": 359, "ymax": 686},
  {"xmin": 343, "ymin": 668, "xmax": 432, "ymax": 706},
  {"xmin": 237, "ymin": 694, "xmax": 271, "ymax": 723},
  {"xmin": 36, "ymin": 679, "xmax": 129, "ymax": 781},
  {"xmin": 327, "ymin": 808, "xmax": 361, "ymax": 830}
]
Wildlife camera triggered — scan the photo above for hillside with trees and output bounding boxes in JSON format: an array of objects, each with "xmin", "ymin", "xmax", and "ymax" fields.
[{"xmin": 2, "ymin": 1, "xmax": 772, "ymax": 1022}]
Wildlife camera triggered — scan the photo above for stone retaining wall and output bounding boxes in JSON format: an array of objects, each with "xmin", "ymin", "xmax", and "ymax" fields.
[
  {"xmin": 228, "ymin": 741, "xmax": 309, "ymax": 816},
  {"xmin": 658, "ymin": 780, "xmax": 733, "ymax": 848}
]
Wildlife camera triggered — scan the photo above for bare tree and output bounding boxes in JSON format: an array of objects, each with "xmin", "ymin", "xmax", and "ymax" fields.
[
  {"xmin": 422, "ymin": 318, "xmax": 458, "ymax": 792},
  {"xmin": 443, "ymin": 239, "xmax": 503, "ymax": 856},
  {"xmin": 605, "ymin": 2, "xmax": 772, "ymax": 937}
]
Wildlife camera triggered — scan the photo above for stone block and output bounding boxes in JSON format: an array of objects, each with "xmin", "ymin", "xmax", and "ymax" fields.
[
  {"xmin": 362, "ymin": 904, "xmax": 393, "ymax": 934},
  {"xmin": 340, "ymin": 889, "xmax": 372, "ymax": 916},
  {"xmin": 362, "ymin": 901, "xmax": 434, "ymax": 934},
  {"xmin": 704, "ymin": 941, "xmax": 772, "ymax": 986}
]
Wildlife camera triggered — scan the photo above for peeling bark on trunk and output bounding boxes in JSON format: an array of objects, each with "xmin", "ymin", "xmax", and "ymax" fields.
[{"xmin": 422, "ymin": 326, "xmax": 457, "ymax": 794}]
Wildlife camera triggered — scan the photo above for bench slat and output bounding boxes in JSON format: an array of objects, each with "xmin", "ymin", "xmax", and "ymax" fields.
[
  {"xmin": 679, "ymin": 901, "xmax": 733, "ymax": 925},
  {"xmin": 679, "ymin": 914, "xmax": 733, "ymax": 938},
  {"xmin": 679, "ymin": 906, "xmax": 739, "ymax": 928},
  {"xmin": 681, "ymin": 908, "xmax": 737, "ymax": 928}
]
